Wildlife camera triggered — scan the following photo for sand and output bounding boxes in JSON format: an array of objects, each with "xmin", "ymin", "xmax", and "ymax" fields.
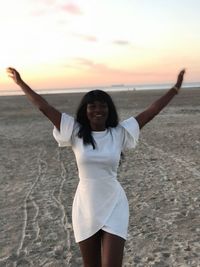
[{"xmin": 0, "ymin": 88, "xmax": 200, "ymax": 267}]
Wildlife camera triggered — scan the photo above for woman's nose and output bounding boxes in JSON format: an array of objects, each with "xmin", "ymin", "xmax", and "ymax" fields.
[
  {"xmin": 95, "ymin": 105, "xmax": 101, "ymax": 112},
  {"xmin": 95, "ymin": 105, "xmax": 105, "ymax": 114}
]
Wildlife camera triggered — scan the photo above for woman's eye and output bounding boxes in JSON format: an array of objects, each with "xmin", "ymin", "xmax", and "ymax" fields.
[
  {"xmin": 87, "ymin": 103, "xmax": 107, "ymax": 109},
  {"xmin": 101, "ymin": 104, "xmax": 107, "ymax": 108},
  {"xmin": 88, "ymin": 104, "xmax": 95, "ymax": 108}
]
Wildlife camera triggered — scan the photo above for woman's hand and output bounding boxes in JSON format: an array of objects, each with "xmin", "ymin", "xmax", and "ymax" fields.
[
  {"xmin": 6, "ymin": 66, "xmax": 61, "ymax": 130},
  {"xmin": 6, "ymin": 67, "xmax": 23, "ymax": 85},
  {"xmin": 135, "ymin": 69, "xmax": 186, "ymax": 129},
  {"xmin": 175, "ymin": 69, "xmax": 185, "ymax": 88}
]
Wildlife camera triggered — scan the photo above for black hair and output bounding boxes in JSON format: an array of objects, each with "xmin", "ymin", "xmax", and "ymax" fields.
[{"xmin": 76, "ymin": 90, "xmax": 119, "ymax": 149}]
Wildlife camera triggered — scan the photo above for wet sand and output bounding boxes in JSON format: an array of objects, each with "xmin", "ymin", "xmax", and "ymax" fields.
[{"xmin": 0, "ymin": 88, "xmax": 200, "ymax": 266}]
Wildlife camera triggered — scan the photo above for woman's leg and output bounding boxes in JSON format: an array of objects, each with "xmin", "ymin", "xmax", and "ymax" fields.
[
  {"xmin": 78, "ymin": 230, "xmax": 102, "ymax": 267},
  {"xmin": 101, "ymin": 230, "xmax": 125, "ymax": 267}
]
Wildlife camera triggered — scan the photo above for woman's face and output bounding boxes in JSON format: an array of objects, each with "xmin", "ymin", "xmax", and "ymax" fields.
[{"xmin": 86, "ymin": 101, "xmax": 109, "ymax": 131}]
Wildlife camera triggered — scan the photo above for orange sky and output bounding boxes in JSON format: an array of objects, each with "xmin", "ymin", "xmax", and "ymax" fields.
[{"xmin": 0, "ymin": 0, "xmax": 200, "ymax": 91}]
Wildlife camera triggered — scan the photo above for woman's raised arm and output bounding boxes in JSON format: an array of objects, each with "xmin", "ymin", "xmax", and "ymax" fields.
[
  {"xmin": 135, "ymin": 69, "xmax": 186, "ymax": 129},
  {"xmin": 7, "ymin": 67, "xmax": 61, "ymax": 130}
]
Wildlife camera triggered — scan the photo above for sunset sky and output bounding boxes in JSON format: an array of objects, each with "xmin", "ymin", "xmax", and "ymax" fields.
[{"xmin": 0, "ymin": 0, "xmax": 200, "ymax": 91}]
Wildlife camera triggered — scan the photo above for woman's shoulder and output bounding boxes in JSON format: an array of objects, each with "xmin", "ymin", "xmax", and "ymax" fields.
[
  {"xmin": 112, "ymin": 117, "xmax": 138, "ymax": 130},
  {"xmin": 61, "ymin": 113, "xmax": 80, "ymax": 129}
]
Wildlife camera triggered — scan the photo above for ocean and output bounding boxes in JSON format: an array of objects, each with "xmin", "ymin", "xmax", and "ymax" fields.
[{"xmin": 0, "ymin": 82, "xmax": 199, "ymax": 96}]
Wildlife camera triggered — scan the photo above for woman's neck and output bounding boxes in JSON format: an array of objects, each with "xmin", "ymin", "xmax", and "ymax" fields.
[{"xmin": 90, "ymin": 123, "xmax": 106, "ymax": 131}]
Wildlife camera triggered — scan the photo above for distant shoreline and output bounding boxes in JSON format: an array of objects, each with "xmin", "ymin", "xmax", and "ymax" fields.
[{"xmin": 0, "ymin": 85, "xmax": 199, "ymax": 97}]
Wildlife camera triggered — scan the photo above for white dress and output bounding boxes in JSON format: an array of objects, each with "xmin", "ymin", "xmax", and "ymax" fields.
[{"xmin": 53, "ymin": 113, "xmax": 140, "ymax": 243}]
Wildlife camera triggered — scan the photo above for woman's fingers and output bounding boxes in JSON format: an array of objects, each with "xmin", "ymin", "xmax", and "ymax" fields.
[
  {"xmin": 7, "ymin": 67, "xmax": 17, "ymax": 74},
  {"xmin": 180, "ymin": 69, "xmax": 185, "ymax": 75},
  {"xmin": 7, "ymin": 67, "xmax": 20, "ymax": 77},
  {"xmin": 178, "ymin": 69, "xmax": 186, "ymax": 79},
  {"xmin": 6, "ymin": 68, "xmax": 15, "ymax": 78},
  {"xmin": 6, "ymin": 68, "xmax": 14, "ymax": 76},
  {"xmin": 6, "ymin": 67, "xmax": 13, "ymax": 71},
  {"xmin": 6, "ymin": 67, "xmax": 21, "ymax": 84},
  {"xmin": 175, "ymin": 69, "xmax": 186, "ymax": 88}
]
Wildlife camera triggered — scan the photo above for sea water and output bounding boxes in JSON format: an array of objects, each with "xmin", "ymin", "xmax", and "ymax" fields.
[{"xmin": 0, "ymin": 82, "xmax": 199, "ymax": 96}]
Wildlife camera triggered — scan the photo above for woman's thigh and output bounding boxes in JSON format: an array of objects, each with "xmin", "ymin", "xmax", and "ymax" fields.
[
  {"xmin": 78, "ymin": 230, "xmax": 102, "ymax": 267},
  {"xmin": 101, "ymin": 230, "xmax": 125, "ymax": 267}
]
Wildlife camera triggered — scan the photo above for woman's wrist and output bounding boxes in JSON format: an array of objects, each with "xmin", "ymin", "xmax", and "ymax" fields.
[
  {"xmin": 172, "ymin": 86, "xmax": 180, "ymax": 94},
  {"xmin": 172, "ymin": 83, "xmax": 181, "ymax": 94},
  {"xmin": 17, "ymin": 79, "xmax": 25, "ymax": 87}
]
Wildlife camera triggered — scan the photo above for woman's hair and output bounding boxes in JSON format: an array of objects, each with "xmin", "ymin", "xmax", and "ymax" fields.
[{"xmin": 76, "ymin": 90, "xmax": 119, "ymax": 149}]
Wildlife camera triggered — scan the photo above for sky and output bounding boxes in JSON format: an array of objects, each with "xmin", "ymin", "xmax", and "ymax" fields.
[{"xmin": 0, "ymin": 0, "xmax": 200, "ymax": 91}]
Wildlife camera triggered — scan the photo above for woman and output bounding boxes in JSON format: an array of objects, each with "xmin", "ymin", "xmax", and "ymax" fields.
[{"xmin": 7, "ymin": 67, "xmax": 185, "ymax": 267}]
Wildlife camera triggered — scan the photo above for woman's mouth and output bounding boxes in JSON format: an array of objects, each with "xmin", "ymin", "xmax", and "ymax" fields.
[{"xmin": 93, "ymin": 114, "xmax": 105, "ymax": 120}]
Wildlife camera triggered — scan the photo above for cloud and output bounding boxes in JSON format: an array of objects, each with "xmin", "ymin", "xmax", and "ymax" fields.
[
  {"xmin": 113, "ymin": 40, "xmax": 131, "ymax": 46},
  {"xmin": 73, "ymin": 58, "xmax": 156, "ymax": 78},
  {"xmin": 62, "ymin": 57, "xmax": 158, "ymax": 86},
  {"xmin": 60, "ymin": 3, "xmax": 83, "ymax": 15},
  {"xmin": 82, "ymin": 35, "xmax": 98, "ymax": 42},
  {"xmin": 73, "ymin": 58, "xmax": 109, "ymax": 71},
  {"xmin": 73, "ymin": 33, "xmax": 98, "ymax": 42},
  {"xmin": 112, "ymin": 40, "xmax": 144, "ymax": 50}
]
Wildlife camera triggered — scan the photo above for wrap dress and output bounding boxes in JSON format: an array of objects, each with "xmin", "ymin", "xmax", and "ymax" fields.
[{"xmin": 53, "ymin": 113, "xmax": 140, "ymax": 242}]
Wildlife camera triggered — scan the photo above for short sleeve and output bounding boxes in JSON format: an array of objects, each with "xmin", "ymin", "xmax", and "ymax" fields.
[
  {"xmin": 53, "ymin": 113, "xmax": 75, "ymax": 147},
  {"xmin": 120, "ymin": 117, "xmax": 140, "ymax": 151}
]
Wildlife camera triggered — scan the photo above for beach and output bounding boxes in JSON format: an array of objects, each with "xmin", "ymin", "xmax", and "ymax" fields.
[{"xmin": 0, "ymin": 88, "xmax": 200, "ymax": 267}]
